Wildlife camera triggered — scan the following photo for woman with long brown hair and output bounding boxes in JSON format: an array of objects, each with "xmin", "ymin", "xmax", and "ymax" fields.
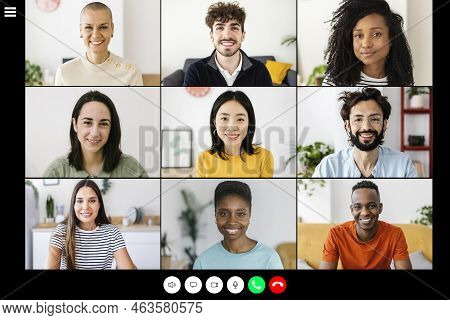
[{"xmin": 47, "ymin": 179, "xmax": 136, "ymax": 269}]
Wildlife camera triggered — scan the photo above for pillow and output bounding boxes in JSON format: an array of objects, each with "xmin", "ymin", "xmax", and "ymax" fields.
[
  {"xmin": 390, "ymin": 250, "xmax": 432, "ymax": 270},
  {"xmin": 265, "ymin": 60, "xmax": 293, "ymax": 85},
  {"xmin": 297, "ymin": 258, "xmax": 314, "ymax": 270}
]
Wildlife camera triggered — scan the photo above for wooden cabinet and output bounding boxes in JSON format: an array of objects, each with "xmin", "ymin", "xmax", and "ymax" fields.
[{"xmin": 32, "ymin": 226, "xmax": 160, "ymax": 270}]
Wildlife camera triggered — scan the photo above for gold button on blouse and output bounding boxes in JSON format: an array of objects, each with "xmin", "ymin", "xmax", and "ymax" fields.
[
  {"xmin": 115, "ymin": 63, "xmax": 121, "ymax": 68},
  {"xmin": 125, "ymin": 64, "xmax": 131, "ymax": 70}
]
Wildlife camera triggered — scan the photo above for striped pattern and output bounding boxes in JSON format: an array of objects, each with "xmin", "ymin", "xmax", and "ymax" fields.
[
  {"xmin": 50, "ymin": 224, "xmax": 126, "ymax": 270},
  {"xmin": 322, "ymin": 72, "xmax": 389, "ymax": 87}
]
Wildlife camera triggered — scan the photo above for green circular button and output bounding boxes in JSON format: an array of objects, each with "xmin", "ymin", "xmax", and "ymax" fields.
[{"xmin": 248, "ymin": 276, "xmax": 265, "ymax": 294}]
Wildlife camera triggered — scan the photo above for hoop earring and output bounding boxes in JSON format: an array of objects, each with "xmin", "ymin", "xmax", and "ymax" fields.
[{"xmin": 213, "ymin": 129, "xmax": 217, "ymax": 135}]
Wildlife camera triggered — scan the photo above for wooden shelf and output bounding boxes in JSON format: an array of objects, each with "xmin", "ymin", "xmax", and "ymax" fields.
[
  {"xmin": 404, "ymin": 108, "xmax": 431, "ymax": 114},
  {"xmin": 403, "ymin": 146, "xmax": 431, "ymax": 151}
]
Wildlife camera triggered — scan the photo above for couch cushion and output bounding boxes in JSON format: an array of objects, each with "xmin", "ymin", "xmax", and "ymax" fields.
[{"xmin": 266, "ymin": 60, "xmax": 293, "ymax": 85}]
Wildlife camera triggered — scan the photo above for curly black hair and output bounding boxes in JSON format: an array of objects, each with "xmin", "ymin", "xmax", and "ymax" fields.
[
  {"xmin": 205, "ymin": 2, "xmax": 246, "ymax": 32},
  {"xmin": 324, "ymin": 0, "xmax": 414, "ymax": 86},
  {"xmin": 339, "ymin": 87, "xmax": 392, "ymax": 121}
]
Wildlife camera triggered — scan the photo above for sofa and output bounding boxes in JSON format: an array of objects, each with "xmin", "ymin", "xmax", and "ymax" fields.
[
  {"xmin": 276, "ymin": 223, "xmax": 432, "ymax": 270},
  {"xmin": 162, "ymin": 56, "xmax": 296, "ymax": 86}
]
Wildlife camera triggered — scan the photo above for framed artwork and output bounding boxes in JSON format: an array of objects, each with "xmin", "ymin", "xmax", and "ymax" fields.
[
  {"xmin": 162, "ymin": 129, "xmax": 192, "ymax": 168},
  {"xmin": 43, "ymin": 179, "xmax": 59, "ymax": 186}
]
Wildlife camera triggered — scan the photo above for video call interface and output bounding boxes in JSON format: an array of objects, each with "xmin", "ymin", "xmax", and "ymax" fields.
[{"xmin": 2, "ymin": 0, "xmax": 448, "ymax": 301}]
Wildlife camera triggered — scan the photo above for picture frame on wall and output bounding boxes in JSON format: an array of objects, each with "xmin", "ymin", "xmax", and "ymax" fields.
[{"xmin": 162, "ymin": 129, "xmax": 192, "ymax": 168}]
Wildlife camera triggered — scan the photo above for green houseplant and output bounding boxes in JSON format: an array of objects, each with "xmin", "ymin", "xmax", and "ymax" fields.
[
  {"xmin": 46, "ymin": 195, "xmax": 55, "ymax": 223},
  {"xmin": 411, "ymin": 205, "xmax": 432, "ymax": 227},
  {"xmin": 406, "ymin": 87, "xmax": 429, "ymax": 109},
  {"xmin": 281, "ymin": 35, "xmax": 296, "ymax": 46},
  {"xmin": 178, "ymin": 189, "xmax": 213, "ymax": 269},
  {"xmin": 25, "ymin": 60, "xmax": 43, "ymax": 86},
  {"xmin": 161, "ymin": 232, "xmax": 172, "ymax": 269},
  {"xmin": 307, "ymin": 64, "xmax": 328, "ymax": 86}
]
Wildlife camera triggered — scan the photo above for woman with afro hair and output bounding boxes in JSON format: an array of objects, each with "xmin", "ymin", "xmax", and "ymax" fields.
[{"xmin": 323, "ymin": 0, "xmax": 414, "ymax": 86}]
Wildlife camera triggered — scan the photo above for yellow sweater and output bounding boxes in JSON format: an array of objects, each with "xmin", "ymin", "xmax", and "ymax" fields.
[{"xmin": 196, "ymin": 147, "xmax": 274, "ymax": 178}]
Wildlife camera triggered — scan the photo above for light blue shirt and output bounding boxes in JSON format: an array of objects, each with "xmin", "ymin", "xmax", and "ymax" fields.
[
  {"xmin": 193, "ymin": 242, "xmax": 284, "ymax": 270},
  {"xmin": 312, "ymin": 146, "xmax": 418, "ymax": 178}
]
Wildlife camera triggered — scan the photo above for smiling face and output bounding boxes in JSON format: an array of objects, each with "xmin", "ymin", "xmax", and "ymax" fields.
[
  {"xmin": 73, "ymin": 101, "xmax": 111, "ymax": 156},
  {"xmin": 80, "ymin": 8, "xmax": 114, "ymax": 56},
  {"xmin": 353, "ymin": 13, "xmax": 391, "ymax": 74},
  {"xmin": 211, "ymin": 19, "xmax": 245, "ymax": 58},
  {"xmin": 345, "ymin": 99, "xmax": 387, "ymax": 151},
  {"xmin": 74, "ymin": 186, "xmax": 100, "ymax": 230},
  {"xmin": 350, "ymin": 188, "xmax": 382, "ymax": 233},
  {"xmin": 215, "ymin": 195, "xmax": 251, "ymax": 241},
  {"xmin": 214, "ymin": 100, "xmax": 249, "ymax": 153}
]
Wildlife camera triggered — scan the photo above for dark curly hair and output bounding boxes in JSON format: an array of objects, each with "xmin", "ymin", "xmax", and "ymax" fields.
[
  {"xmin": 205, "ymin": 2, "xmax": 246, "ymax": 32},
  {"xmin": 214, "ymin": 181, "xmax": 252, "ymax": 211},
  {"xmin": 352, "ymin": 180, "xmax": 380, "ymax": 201},
  {"xmin": 209, "ymin": 90, "xmax": 258, "ymax": 160},
  {"xmin": 339, "ymin": 87, "xmax": 392, "ymax": 121},
  {"xmin": 324, "ymin": 0, "xmax": 414, "ymax": 86}
]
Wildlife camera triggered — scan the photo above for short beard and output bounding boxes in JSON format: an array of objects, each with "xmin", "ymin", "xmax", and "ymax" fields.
[
  {"xmin": 215, "ymin": 42, "xmax": 240, "ymax": 58},
  {"xmin": 348, "ymin": 124, "xmax": 385, "ymax": 151}
]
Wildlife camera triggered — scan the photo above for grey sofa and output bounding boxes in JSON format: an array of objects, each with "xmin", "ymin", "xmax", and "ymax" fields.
[{"xmin": 162, "ymin": 55, "xmax": 296, "ymax": 86}]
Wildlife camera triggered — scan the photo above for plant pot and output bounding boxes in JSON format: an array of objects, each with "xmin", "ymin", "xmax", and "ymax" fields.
[
  {"xmin": 45, "ymin": 217, "xmax": 55, "ymax": 224},
  {"xmin": 161, "ymin": 256, "xmax": 172, "ymax": 269},
  {"xmin": 55, "ymin": 214, "xmax": 65, "ymax": 223},
  {"xmin": 410, "ymin": 95, "xmax": 424, "ymax": 108}
]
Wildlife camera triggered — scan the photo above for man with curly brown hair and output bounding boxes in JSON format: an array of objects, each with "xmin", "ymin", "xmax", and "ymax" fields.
[{"xmin": 184, "ymin": 2, "xmax": 272, "ymax": 86}]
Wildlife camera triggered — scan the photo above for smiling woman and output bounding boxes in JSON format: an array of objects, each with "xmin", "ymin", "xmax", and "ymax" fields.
[
  {"xmin": 196, "ymin": 90, "xmax": 274, "ymax": 178},
  {"xmin": 47, "ymin": 179, "xmax": 136, "ymax": 270},
  {"xmin": 54, "ymin": 2, "xmax": 143, "ymax": 86},
  {"xmin": 193, "ymin": 181, "xmax": 283, "ymax": 270},
  {"xmin": 44, "ymin": 90, "xmax": 148, "ymax": 178}
]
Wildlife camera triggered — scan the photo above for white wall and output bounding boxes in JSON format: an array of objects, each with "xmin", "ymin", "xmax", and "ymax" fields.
[
  {"xmin": 162, "ymin": 87, "xmax": 297, "ymax": 177},
  {"xmin": 28, "ymin": 179, "xmax": 160, "ymax": 223},
  {"xmin": 298, "ymin": 179, "xmax": 432, "ymax": 224},
  {"xmin": 26, "ymin": 0, "xmax": 160, "ymax": 78},
  {"xmin": 162, "ymin": 179, "xmax": 297, "ymax": 262},
  {"xmin": 25, "ymin": 87, "xmax": 160, "ymax": 177},
  {"xmin": 124, "ymin": 0, "xmax": 160, "ymax": 74},
  {"xmin": 161, "ymin": 0, "xmax": 297, "ymax": 78},
  {"xmin": 297, "ymin": 0, "xmax": 431, "ymax": 85}
]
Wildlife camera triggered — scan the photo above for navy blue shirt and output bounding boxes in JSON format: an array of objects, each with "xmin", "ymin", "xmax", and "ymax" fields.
[{"xmin": 184, "ymin": 50, "xmax": 273, "ymax": 86}]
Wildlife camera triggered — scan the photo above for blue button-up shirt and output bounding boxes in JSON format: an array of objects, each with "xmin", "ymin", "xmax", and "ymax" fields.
[{"xmin": 312, "ymin": 146, "xmax": 418, "ymax": 178}]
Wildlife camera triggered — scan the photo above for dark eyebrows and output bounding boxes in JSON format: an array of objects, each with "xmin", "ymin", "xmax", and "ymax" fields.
[
  {"xmin": 353, "ymin": 27, "xmax": 384, "ymax": 32},
  {"xmin": 351, "ymin": 112, "xmax": 382, "ymax": 117},
  {"xmin": 80, "ymin": 117, "xmax": 111, "ymax": 122},
  {"xmin": 76, "ymin": 196, "xmax": 98, "ymax": 200}
]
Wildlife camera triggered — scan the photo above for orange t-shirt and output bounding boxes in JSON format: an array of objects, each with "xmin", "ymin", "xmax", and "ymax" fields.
[{"xmin": 322, "ymin": 221, "xmax": 409, "ymax": 269}]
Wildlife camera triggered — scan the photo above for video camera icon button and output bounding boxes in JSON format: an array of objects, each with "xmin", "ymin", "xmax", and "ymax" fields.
[
  {"xmin": 226, "ymin": 276, "xmax": 244, "ymax": 294},
  {"xmin": 184, "ymin": 276, "xmax": 202, "ymax": 294},
  {"xmin": 206, "ymin": 276, "xmax": 223, "ymax": 294},
  {"xmin": 163, "ymin": 276, "xmax": 181, "ymax": 294}
]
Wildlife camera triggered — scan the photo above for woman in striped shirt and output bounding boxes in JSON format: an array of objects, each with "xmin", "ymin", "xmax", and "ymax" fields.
[
  {"xmin": 323, "ymin": 0, "xmax": 414, "ymax": 86},
  {"xmin": 47, "ymin": 179, "xmax": 136, "ymax": 270}
]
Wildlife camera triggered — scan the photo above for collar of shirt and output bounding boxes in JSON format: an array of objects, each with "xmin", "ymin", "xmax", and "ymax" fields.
[
  {"xmin": 350, "ymin": 146, "xmax": 382, "ymax": 177},
  {"xmin": 215, "ymin": 51, "xmax": 242, "ymax": 86}
]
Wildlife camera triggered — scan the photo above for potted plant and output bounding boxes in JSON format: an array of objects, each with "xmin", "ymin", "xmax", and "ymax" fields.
[
  {"xmin": 406, "ymin": 87, "xmax": 429, "ymax": 109},
  {"xmin": 46, "ymin": 195, "xmax": 55, "ymax": 223},
  {"xmin": 178, "ymin": 189, "xmax": 212, "ymax": 269},
  {"xmin": 307, "ymin": 64, "xmax": 328, "ymax": 86},
  {"xmin": 161, "ymin": 232, "xmax": 172, "ymax": 269},
  {"xmin": 25, "ymin": 60, "xmax": 43, "ymax": 86},
  {"xmin": 411, "ymin": 205, "xmax": 432, "ymax": 227}
]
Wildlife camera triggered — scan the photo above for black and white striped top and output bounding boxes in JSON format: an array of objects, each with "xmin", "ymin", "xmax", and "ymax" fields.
[
  {"xmin": 322, "ymin": 72, "xmax": 389, "ymax": 86},
  {"xmin": 50, "ymin": 223, "xmax": 126, "ymax": 270}
]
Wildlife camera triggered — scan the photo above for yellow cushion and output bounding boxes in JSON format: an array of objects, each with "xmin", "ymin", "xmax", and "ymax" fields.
[{"xmin": 265, "ymin": 60, "xmax": 292, "ymax": 85}]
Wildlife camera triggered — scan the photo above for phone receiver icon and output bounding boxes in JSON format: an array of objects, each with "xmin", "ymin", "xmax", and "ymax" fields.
[
  {"xmin": 271, "ymin": 281, "xmax": 284, "ymax": 288},
  {"xmin": 251, "ymin": 280, "xmax": 262, "ymax": 290}
]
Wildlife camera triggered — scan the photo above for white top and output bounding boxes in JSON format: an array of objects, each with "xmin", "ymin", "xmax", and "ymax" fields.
[
  {"xmin": 215, "ymin": 52, "xmax": 243, "ymax": 86},
  {"xmin": 312, "ymin": 146, "xmax": 418, "ymax": 178},
  {"xmin": 322, "ymin": 72, "xmax": 389, "ymax": 86},
  {"xmin": 54, "ymin": 52, "xmax": 143, "ymax": 86},
  {"xmin": 50, "ymin": 223, "xmax": 126, "ymax": 270}
]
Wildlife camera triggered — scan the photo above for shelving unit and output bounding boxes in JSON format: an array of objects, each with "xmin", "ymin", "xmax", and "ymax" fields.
[{"xmin": 400, "ymin": 88, "xmax": 433, "ymax": 176}]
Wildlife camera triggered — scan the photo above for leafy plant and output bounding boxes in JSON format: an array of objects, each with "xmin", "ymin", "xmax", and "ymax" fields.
[
  {"xmin": 25, "ymin": 180, "xmax": 39, "ymax": 208},
  {"xmin": 307, "ymin": 64, "xmax": 328, "ymax": 86},
  {"xmin": 25, "ymin": 60, "xmax": 43, "ymax": 86},
  {"xmin": 281, "ymin": 35, "xmax": 296, "ymax": 46},
  {"xmin": 161, "ymin": 232, "xmax": 172, "ymax": 257},
  {"xmin": 101, "ymin": 179, "xmax": 112, "ymax": 195},
  {"xmin": 406, "ymin": 87, "xmax": 429, "ymax": 99},
  {"xmin": 411, "ymin": 205, "xmax": 432, "ymax": 226},
  {"xmin": 46, "ymin": 195, "xmax": 54, "ymax": 219},
  {"xmin": 178, "ymin": 189, "xmax": 212, "ymax": 269}
]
